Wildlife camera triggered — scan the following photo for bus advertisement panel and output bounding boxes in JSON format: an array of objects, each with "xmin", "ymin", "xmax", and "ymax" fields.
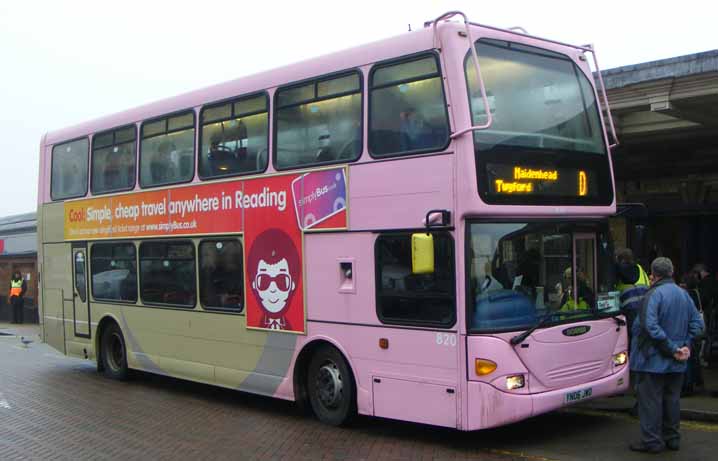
[{"xmin": 63, "ymin": 167, "xmax": 348, "ymax": 334}]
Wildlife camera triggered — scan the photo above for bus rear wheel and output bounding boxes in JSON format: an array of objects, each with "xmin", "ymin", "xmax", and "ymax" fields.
[
  {"xmin": 307, "ymin": 345, "xmax": 356, "ymax": 426},
  {"xmin": 100, "ymin": 323, "xmax": 129, "ymax": 380}
]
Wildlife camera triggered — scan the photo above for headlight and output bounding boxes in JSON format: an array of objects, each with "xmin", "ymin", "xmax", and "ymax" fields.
[
  {"xmin": 506, "ymin": 374, "xmax": 525, "ymax": 390},
  {"xmin": 612, "ymin": 351, "xmax": 628, "ymax": 366}
]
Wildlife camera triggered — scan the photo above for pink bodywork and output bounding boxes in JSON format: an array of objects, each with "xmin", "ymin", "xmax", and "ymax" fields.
[{"xmin": 38, "ymin": 17, "xmax": 626, "ymax": 430}]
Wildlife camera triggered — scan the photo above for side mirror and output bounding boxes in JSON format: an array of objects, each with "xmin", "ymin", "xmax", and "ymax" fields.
[{"xmin": 411, "ymin": 233, "xmax": 435, "ymax": 274}]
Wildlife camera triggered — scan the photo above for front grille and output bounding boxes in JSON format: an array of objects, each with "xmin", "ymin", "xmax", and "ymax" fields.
[{"xmin": 545, "ymin": 360, "xmax": 604, "ymax": 383}]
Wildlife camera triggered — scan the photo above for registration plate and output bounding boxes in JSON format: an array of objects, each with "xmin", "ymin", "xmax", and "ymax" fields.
[{"xmin": 565, "ymin": 387, "xmax": 593, "ymax": 404}]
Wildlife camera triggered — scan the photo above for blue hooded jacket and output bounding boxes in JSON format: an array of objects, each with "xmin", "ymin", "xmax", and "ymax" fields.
[{"xmin": 630, "ymin": 278, "xmax": 704, "ymax": 373}]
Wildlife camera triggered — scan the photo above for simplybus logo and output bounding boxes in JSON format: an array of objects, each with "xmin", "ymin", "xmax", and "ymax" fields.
[{"xmin": 562, "ymin": 325, "xmax": 591, "ymax": 337}]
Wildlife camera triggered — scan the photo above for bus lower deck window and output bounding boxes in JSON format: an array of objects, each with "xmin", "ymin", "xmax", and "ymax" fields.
[
  {"xmin": 139, "ymin": 241, "xmax": 196, "ymax": 307},
  {"xmin": 199, "ymin": 240, "xmax": 244, "ymax": 310}
]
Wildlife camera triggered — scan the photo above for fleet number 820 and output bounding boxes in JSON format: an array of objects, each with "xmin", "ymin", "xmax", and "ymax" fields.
[{"xmin": 436, "ymin": 333, "xmax": 457, "ymax": 347}]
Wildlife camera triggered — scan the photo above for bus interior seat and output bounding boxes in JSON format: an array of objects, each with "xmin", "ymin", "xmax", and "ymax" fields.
[
  {"xmin": 256, "ymin": 148, "xmax": 267, "ymax": 170},
  {"xmin": 370, "ymin": 130, "xmax": 403, "ymax": 155},
  {"xmin": 338, "ymin": 137, "xmax": 361, "ymax": 159},
  {"xmin": 315, "ymin": 147, "xmax": 334, "ymax": 162},
  {"xmin": 472, "ymin": 289, "xmax": 536, "ymax": 329}
]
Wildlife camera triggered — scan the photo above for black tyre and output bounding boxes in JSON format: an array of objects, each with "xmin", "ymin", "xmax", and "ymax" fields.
[
  {"xmin": 307, "ymin": 345, "xmax": 356, "ymax": 426},
  {"xmin": 100, "ymin": 323, "xmax": 129, "ymax": 380}
]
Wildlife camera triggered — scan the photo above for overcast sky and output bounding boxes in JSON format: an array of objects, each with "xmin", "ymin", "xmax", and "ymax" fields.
[{"xmin": 0, "ymin": 0, "xmax": 714, "ymax": 216}]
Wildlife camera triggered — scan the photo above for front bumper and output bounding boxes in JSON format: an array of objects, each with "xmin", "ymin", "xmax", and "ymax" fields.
[{"xmin": 466, "ymin": 364, "xmax": 629, "ymax": 430}]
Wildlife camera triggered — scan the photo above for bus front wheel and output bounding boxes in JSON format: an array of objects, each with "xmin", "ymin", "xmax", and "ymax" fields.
[
  {"xmin": 307, "ymin": 345, "xmax": 356, "ymax": 426},
  {"xmin": 100, "ymin": 323, "xmax": 129, "ymax": 380}
]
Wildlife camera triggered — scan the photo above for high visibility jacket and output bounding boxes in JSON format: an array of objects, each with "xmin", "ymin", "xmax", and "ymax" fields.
[
  {"xmin": 560, "ymin": 297, "xmax": 590, "ymax": 312},
  {"xmin": 616, "ymin": 264, "xmax": 650, "ymax": 317},
  {"xmin": 617, "ymin": 264, "xmax": 650, "ymax": 292},
  {"xmin": 636, "ymin": 265, "xmax": 650, "ymax": 287},
  {"xmin": 9, "ymin": 279, "xmax": 23, "ymax": 297}
]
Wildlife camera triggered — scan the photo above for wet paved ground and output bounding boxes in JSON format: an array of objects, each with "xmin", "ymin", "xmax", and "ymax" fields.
[{"xmin": 2, "ymin": 329, "xmax": 718, "ymax": 460}]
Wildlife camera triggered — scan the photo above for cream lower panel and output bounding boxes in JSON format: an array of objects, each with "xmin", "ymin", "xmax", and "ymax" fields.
[
  {"xmin": 63, "ymin": 300, "xmax": 75, "ymax": 341},
  {"xmin": 92, "ymin": 304, "xmax": 281, "ymax": 377},
  {"xmin": 126, "ymin": 356, "xmax": 283, "ymax": 396},
  {"xmin": 66, "ymin": 339, "xmax": 92, "ymax": 359},
  {"xmin": 174, "ymin": 334, "xmax": 268, "ymax": 373},
  {"xmin": 128, "ymin": 352, "xmax": 163, "ymax": 372},
  {"xmin": 43, "ymin": 289, "xmax": 65, "ymax": 353},
  {"xmin": 184, "ymin": 314, "xmax": 270, "ymax": 372},
  {"xmin": 42, "ymin": 202, "xmax": 65, "ymax": 243},
  {"xmin": 95, "ymin": 305, "xmax": 188, "ymax": 360},
  {"xmin": 160, "ymin": 356, "xmax": 215, "ymax": 384}
]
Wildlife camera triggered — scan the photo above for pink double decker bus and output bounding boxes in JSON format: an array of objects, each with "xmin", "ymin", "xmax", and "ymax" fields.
[{"xmin": 38, "ymin": 12, "xmax": 628, "ymax": 430}]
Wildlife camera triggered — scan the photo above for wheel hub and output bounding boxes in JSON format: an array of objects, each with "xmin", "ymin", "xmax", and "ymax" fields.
[
  {"xmin": 316, "ymin": 362, "xmax": 343, "ymax": 408},
  {"xmin": 109, "ymin": 333, "xmax": 124, "ymax": 371}
]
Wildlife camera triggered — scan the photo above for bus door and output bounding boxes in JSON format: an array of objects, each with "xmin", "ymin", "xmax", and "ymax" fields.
[
  {"xmin": 515, "ymin": 231, "xmax": 614, "ymax": 391},
  {"xmin": 574, "ymin": 233, "xmax": 597, "ymax": 296},
  {"xmin": 71, "ymin": 244, "xmax": 91, "ymax": 338}
]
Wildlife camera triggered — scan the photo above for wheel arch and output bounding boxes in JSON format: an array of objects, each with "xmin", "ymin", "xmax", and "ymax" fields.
[{"xmin": 292, "ymin": 336, "xmax": 359, "ymax": 410}]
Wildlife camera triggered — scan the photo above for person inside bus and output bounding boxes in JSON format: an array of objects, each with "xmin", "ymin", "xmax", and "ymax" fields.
[
  {"xmin": 61, "ymin": 156, "xmax": 85, "ymax": 197},
  {"xmin": 478, "ymin": 261, "xmax": 502, "ymax": 293},
  {"xmin": 314, "ymin": 127, "xmax": 333, "ymax": 162},
  {"xmin": 560, "ymin": 267, "xmax": 595, "ymax": 311},
  {"xmin": 399, "ymin": 108, "xmax": 427, "ymax": 151},
  {"xmin": 102, "ymin": 148, "xmax": 132, "ymax": 191},
  {"xmin": 151, "ymin": 139, "xmax": 177, "ymax": 183},
  {"xmin": 516, "ymin": 248, "xmax": 541, "ymax": 299}
]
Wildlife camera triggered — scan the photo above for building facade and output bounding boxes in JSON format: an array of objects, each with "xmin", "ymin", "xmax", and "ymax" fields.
[
  {"xmin": 604, "ymin": 50, "xmax": 718, "ymax": 277},
  {"xmin": 0, "ymin": 212, "xmax": 38, "ymax": 323}
]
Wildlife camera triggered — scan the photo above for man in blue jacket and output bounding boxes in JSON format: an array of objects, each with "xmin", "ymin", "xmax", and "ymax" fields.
[{"xmin": 630, "ymin": 257, "xmax": 704, "ymax": 453}]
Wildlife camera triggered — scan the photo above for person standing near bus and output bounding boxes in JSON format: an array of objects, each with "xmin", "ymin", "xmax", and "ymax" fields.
[
  {"xmin": 629, "ymin": 257, "xmax": 704, "ymax": 453},
  {"xmin": 692, "ymin": 263, "xmax": 715, "ymax": 350},
  {"xmin": 616, "ymin": 248, "xmax": 650, "ymax": 346},
  {"xmin": 9, "ymin": 271, "xmax": 27, "ymax": 324},
  {"xmin": 616, "ymin": 249, "xmax": 651, "ymax": 417}
]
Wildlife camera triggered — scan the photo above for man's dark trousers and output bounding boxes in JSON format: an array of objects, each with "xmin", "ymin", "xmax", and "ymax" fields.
[
  {"xmin": 637, "ymin": 372, "xmax": 683, "ymax": 449},
  {"xmin": 11, "ymin": 297, "xmax": 23, "ymax": 324}
]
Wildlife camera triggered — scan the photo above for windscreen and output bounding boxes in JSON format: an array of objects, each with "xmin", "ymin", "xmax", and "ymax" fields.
[
  {"xmin": 467, "ymin": 221, "xmax": 619, "ymax": 333},
  {"xmin": 466, "ymin": 39, "xmax": 604, "ymax": 154}
]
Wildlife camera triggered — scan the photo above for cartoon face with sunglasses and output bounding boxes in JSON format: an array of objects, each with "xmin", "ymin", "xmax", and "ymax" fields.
[{"xmin": 248, "ymin": 228, "xmax": 300, "ymax": 331}]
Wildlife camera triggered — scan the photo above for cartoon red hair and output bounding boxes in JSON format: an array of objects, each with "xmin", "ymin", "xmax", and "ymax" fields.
[{"xmin": 247, "ymin": 228, "xmax": 300, "ymax": 330}]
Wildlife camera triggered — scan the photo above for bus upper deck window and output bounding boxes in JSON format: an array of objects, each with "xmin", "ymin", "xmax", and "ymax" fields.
[
  {"xmin": 91, "ymin": 125, "xmax": 136, "ymax": 194},
  {"xmin": 369, "ymin": 54, "xmax": 450, "ymax": 157},
  {"xmin": 199, "ymin": 94, "xmax": 269, "ymax": 179},
  {"xmin": 140, "ymin": 112, "xmax": 196, "ymax": 188},
  {"xmin": 51, "ymin": 138, "xmax": 89, "ymax": 200},
  {"xmin": 275, "ymin": 72, "xmax": 362, "ymax": 170}
]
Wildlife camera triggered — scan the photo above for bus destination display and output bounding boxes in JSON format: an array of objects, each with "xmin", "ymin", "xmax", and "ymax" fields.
[{"xmin": 487, "ymin": 164, "xmax": 596, "ymax": 198}]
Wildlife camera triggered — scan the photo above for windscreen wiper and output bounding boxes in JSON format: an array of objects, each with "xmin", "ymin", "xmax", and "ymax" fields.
[{"xmin": 510, "ymin": 310, "xmax": 591, "ymax": 346}]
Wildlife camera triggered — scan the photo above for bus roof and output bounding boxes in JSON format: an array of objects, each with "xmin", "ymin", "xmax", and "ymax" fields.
[
  {"xmin": 44, "ymin": 20, "xmax": 593, "ymax": 147},
  {"xmin": 44, "ymin": 25, "xmax": 441, "ymax": 146}
]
